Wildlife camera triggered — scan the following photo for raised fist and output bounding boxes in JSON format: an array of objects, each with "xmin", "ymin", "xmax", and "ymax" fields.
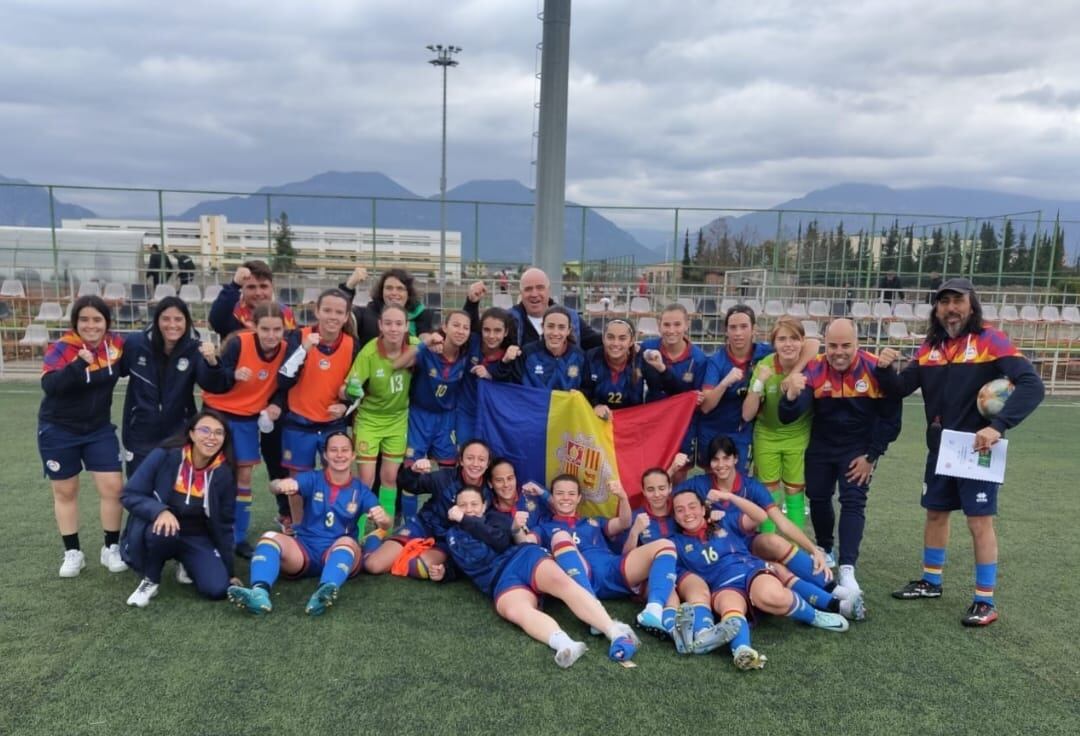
[
  {"xmin": 233, "ymin": 266, "xmax": 251, "ymax": 286},
  {"xmin": 467, "ymin": 281, "xmax": 487, "ymax": 303}
]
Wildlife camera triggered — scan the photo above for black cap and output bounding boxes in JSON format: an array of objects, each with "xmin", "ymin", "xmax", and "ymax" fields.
[{"xmin": 934, "ymin": 277, "xmax": 975, "ymax": 301}]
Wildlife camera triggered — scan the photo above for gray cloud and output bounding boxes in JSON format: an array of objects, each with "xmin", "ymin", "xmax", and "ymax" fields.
[{"xmin": 3, "ymin": 0, "xmax": 1080, "ymax": 215}]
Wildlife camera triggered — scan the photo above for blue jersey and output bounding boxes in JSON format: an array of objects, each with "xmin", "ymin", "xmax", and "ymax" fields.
[
  {"xmin": 581, "ymin": 347, "xmax": 650, "ymax": 408},
  {"xmin": 640, "ymin": 338, "xmax": 709, "ymax": 401},
  {"xmin": 534, "ymin": 514, "xmax": 612, "ymax": 556},
  {"xmin": 398, "ymin": 464, "xmax": 493, "ymax": 540},
  {"xmin": 491, "ymin": 490, "xmax": 552, "ymax": 530},
  {"xmin": 671, "ymin": 515, "xmax": 761, "ymax": 590},
  {"xmin": 610, "ymin": 508, "xmax": 678, "ymax": 552},
  {"xmin": 700, "ymin": 342, "xmax": 774, "ymax": 443},
  {"xmin": 516, "ymin": 342, "xmax": 587, "ymax": 391},
  {"xmin": 292, "ymin": 471, "xmax": 379, "ymax": 552},
  {"xmin": 411, "ymin": 342, "xmax": 469, "ymax": 412},
  {"xmin": 676, "ymin": 472, "xmax": 776, "ymax": 515},
  {"xmin": 458, "ymin": 335, "xmax": 504, "ymax": 420}
]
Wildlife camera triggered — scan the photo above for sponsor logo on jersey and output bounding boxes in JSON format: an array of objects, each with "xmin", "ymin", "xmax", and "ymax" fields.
[
  {"xmin": 821, "ymin": 381, "xmax": 833, "ymax": 394},
  {"xmin": 283, "ymin": 449, "xmax": 292, "ymax": 461},
  {"xmin": 319, "ymin": 359, "xmax": 331, "ymax": 370},
  {"xmin": 258, "ymin": 369, "xmax": 269, "ymax": 380},
  {"xmin": 587, "ymin": 518, "xmax": 599, "ymax": 527},
  {"xmin": 177, "ymin": 358, "xmax": 189, "ymax": 372},
  {"xmin": 684, "ymin": 543, "xmax": 694, "ymax": 553},
  {"xmin": 964, "ymin": 345, "xmax": 977, "ymax": 361},
  {"xmin": 313, "ymin": 492, "xmax": 324, "ymax": 502}
]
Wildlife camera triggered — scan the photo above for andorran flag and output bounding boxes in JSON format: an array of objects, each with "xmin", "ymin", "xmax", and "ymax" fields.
[{"xmin": 476, "ymin": 382, "xmax": 698, "ymax": 517}]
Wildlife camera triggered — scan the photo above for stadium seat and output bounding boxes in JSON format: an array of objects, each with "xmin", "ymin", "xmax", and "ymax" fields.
[
  {"xmin": 116, "ymin": 303, "xmax": 145, "ymax": 327},
  {"xmin": 151, "ymin": 284, "xmax": 176, "ymax": 302},
  {"xmin": 808, "ymin": 300, "xmax": 829, "ymax": 318},
  {"xmin": 629, "ymin": 296, "xmax": 652, "ymax": 316},
  {"xmin": 801, "ymin": 320, "xmax": 821, "ymax": 338},
  {"xmin": 719, "ymin": 298, "xmax": 738, "ymax": 315},
  {"xmin": 999, "ymin": 305, "xmax": 1019, "ymax": 322},
  {"xmin": 786, "ymin": 302, "xmax": 808, "ymax": 318},
  {"xmin": 676, "ymin": 297, "xmax": 697, "ymax": 315},
  {"xmin": 493, "ymin": 293, "xmax": 513, "ymax": 309},
  {"xmin": 1020, "ymin": 305, "xmax": 1041, "ymax": 323},
  {"xmin": 34, "ymin": 302, "xmax": 64, "ymax": 322},
  {"xmin": 589, "ymin": 316, "xmax": 605, "ymax": 332},
  {"xmin": 764, "ymin": 300, "xmax": 785, "ymax": 317},
  {"xmin": 0, "ymin": 279, "xmax": 25, "ymax": 299},
  {"xmin": 1040, "ymin": 306, "xmax": 1061, "ymax": 323},
  {"xmin": 872, "ymin": 302, "xmax": 893, "ymax": 320},
  {"xmin": 850, "ymin": 302, "xmax": 872, "ymax": 320},
  {"xmin": 18, "ymin": 323, "xmax": 49, "ymax": 347},
  {"xmin": 892, "ymin": 303, "xmax": 916, "ymax": 321},
  {"xmin": 130, "ymin": 283, "xmax": 148, "ymax": 302},
  {"xmin": 202, "ymin": 284, "xmax": 222, "ymax": 304},
  {"xmin": 698, "ymin": 297, "xmax": 718, "ymax": 316},
  {"xmin": 914, "ymin": 303, "xmax": 931, "ymax": 321},
  {"xmin": 982, "ymin": 304, "xmax": 999, "ymax": 323},
  {"xmin": 607, "ymin": 302, "xmax": 628, "ymax": 316},
  {"xmin": 887, "ymin": 321, "xmax": 913, "ymax": 341},
  {"xmin": 1061, "ymin": 306, "xmax": 1080, "ymax": 324},
  {"xmin": 830, "ymin": 301, "xmax": 847, "ymax": 317},
  {"xmin": 76, "ymin": 281, "xmax": 102, "ymax": 298},
  {"xmin": 636, "ymin": 317, "xmax": 660, "ymax": 337},
  {"xmin": 178, "ymin": 284, "xmax": 202, "ymax": 304},
  {"xmin": 745, "ymin": 299, "xmax": 763, "ymax": 315},
  {"xmin": 690, "ymin": 317, "xmax": 705, "ymax": 338},
  {"xmin": 103, "ymin": 282, "xmax": 127, "ymax": 303},
  {"xmin": 301, "ymin": 287, "xmax": 321, "ymax": 305},
  {"xmin": 585, "ymin": 301, "xmax": 607, "ymax": 316},
  {"xmin": 299, "ymin": 307, "xmax": 316, "ymax": 325}
]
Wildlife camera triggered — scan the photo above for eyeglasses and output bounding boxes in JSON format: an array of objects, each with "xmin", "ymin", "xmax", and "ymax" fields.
[{"xmin": 194, "ymin": 426, "xmax": 226, "ymax": 439}]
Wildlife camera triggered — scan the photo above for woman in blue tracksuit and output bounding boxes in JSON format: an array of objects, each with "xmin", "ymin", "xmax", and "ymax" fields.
[
  {"xmin": 120, "ymin": 296, "xmax": 217, "ymax": 476},
  {"xmin": 491, "ymin": 306, "xmax": 587, "ymax": 391},
  {"xmin": 120, "ymin": 408, "xmax": 237, "ymax": 607}
]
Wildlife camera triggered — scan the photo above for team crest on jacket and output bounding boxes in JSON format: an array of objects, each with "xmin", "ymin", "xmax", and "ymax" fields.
[
  {"xmin": 346, "ymin": 502, "xmax": 358, "ymax": 514},
  {"xmin": 567, "ymin": 365, "xmax": 579, "ymax": 378},
  {"xmin": 587, "ymin": 518, "xmax": 599, "ymax": 527},
  {"xmin": 429, "ymin": 368, "xmax": 438, "ymax": 377},
  {"xmin": 855, "ymin": 379, "xmax": 868, "ymax": 393},
  {"xmin": 177, "ymin": 358, "xmax": 189, "ymax": 372},
  {"xmin": 319, "ymin": 359, "xmax": 331, "ymax": 370},
  {"xmin": 555, "ymin": 431, "xmax": 614, "ymax": 503}
]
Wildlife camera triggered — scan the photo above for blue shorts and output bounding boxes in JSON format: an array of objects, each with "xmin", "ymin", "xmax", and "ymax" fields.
[
  {"xmin": 286, "ymin": 535, "xmax": 362, "ymax": 580},
  {"xmin": 493, "ymin": 544, "xmax": 551, "ymax": 601},
  {"xmin": 281, "ymin": 417, "xmax": 346, "ymax": 472},
  {"xmin": 584, "ymin": 550, "xmax": 638, "ymax": 600},
  {"xmin": 706, "ymin": 555, "xmax": 769, "ymax": 594},
  {"xmin": 228, "ymin": 418, "xmax": 261, "ymax": 466},
  {"xmin": 38, "ymin": 422, "xmax": 121, "ymax": 480},
  {"xmin": 922, "ymin": 453, "xmax": 998, "ymax": 516},
  {"xmin": 406, "ymin": 407, "xmax": 457, "ymax": 464},
  {"xmin": 388, "ymin": 516, "xmax": 435, "ymax": 546}
]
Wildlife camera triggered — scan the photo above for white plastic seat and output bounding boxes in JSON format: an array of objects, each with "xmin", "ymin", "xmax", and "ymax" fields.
[
  {"xmin": 628, "ymin": 296, "xmax": 652, "ymax": 316},
  {"xmin": 585, "ymin": 302, "xmax": 607, "ymax": 316},
  {"xmin": 202, "ymin": 284, "xmax": 222, "ymax": 304},
  {"xmin": 178, "ymin": 284, "xmax": 202, "ymax": 304},
  {"xmin": 764, "ymin": 299, "xmax": 785, "ymax": 317},
  {"xmin": 873, "ymin": 302, "xmax": 893, "ymax": 320},
  {"xmin": 77, "ymin": 281, "xmax": 101, "ymax": 298},
  {"xmin": 914, "ymin": 303, "xmax": 931, "ymax": 321},
  {"xmin": 719, "ymin": 298, "xmax": 738, "ymax": 315},
  {"xmin": 34, "ymin": 302, "xmax": 65, "ymax": 321},
  {"xmin": 492, "ymin": 293, "xmax": 514, "ymax": 310},
  {"xmin": 676, "ymin": 297, "xmax": 697, "ymax": 315},
  {"xmin": 1040, "ymin": 306, "xmax": 1061, "ymax": 323},
  {"xmin": 636, "ymin": 317, "xmax": 660, "ymax": 337},
  {"xmin": 745, "ymin": 299, "xmax": 763, "ymax": 315},
  {"xmin": 850, "ymin": 301, "xmax": 872, "ymax": 319},
  {"xmin": 1061, "ymin": 306, "xmax": 1080, "ymax": 324},
  {"xmin": 808, "ymin": 300, "xmax": 829, "ymax": 318},
  {"xmin": 892, "ymin": 303, "xmax": 916, "ymax": 321},
  {"xmin": 1019, "ymin": 305, "xmax": 1041, "ymax": 323},
  {"xmin": 0, "ymin": 279, "xmax": 25, "ymax": 298},
  {"xmin": 151, "ymin": 284, "xmax": 176, "ymax": 302},
  {"xmin": 103, "ymin": 282, "xmax": 127, "ymax": 302},
  {"xmin": 887, "ymin": 321, "xmax": 912, "ymax": 341},
  {"xmin": 801, "ymin": 320, "xmax": 821, "ymax": 338},
  {"xmin": 982, "ymin": 304, "xmax": 999, "ymax": 322},
  {"xmin": 786, "ymin": 303, "xmax": 808, "ymax": 318},
  {"xmin": 999, "ymin": 305, "xmax": 1019, "ymax": 322},
  {"xmin": 19, "ymin": 323, "xmax": 49, "ymax": 346},
  {"xmin": 301, "ymin": 287, "xmax": 322, "ymax": 305}
]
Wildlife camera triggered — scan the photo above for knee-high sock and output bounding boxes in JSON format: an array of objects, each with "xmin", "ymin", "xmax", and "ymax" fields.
[
  {"xmin": 789, "ymin": 578, "xmax": 836, "ymax": 611},
  {"xmin": 378, "ymin": 485, "xmax": 397, "ymax": 521},
  {"xmin": 691, "ymin": 603, "xmax": 714, "ymax": 637},
  {"xmin": 784, "ymin": 489, "xmax": 805, "ymax": 529},
  {"xmin": 552, "ymin": 540, "xmax": 594, "ymax": 595},
  {"xmin": 922, "ymin": 547, "xmax": 946, "ymax": 585},
  {"xmin": 320, "ymin": 545, "xmax": 356, "ymax": 588},
  {"xmin": 646, "ymin": 549, "xmax": 677, "ymax": 608},
  {"xmin": 722, "ymin": 610, "xmax": 750, "ymax": 651},
  {"xmin": 759, "ymin": 488, "xmax": 782, "ymax": 533},
  {"xmin": 785, "ymin": 592, "xmax": 817, "ymax": 624},
  {"xmin": 234, "ymin": 487, "xmax": 252, "ymax": 544},
  {"xmin": 974, "ymin": 562, "xmax": 996, "ymax": 604},
  {"xmin": 250, "ymin": 538, "xmax": 282, "ymax": 589},
  {"xmin": 780, "ymin": 544, "xmax": 830, "ymax": 588},
  {"xmin": 400, "ymin": 491, "xmax": 419, "ymax": 520},
  {"xmin": 361, "ymin": 529, "xmax": 386, "ymax": 556}
]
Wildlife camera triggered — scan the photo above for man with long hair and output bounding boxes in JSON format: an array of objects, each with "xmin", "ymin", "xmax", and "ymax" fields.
[{"xmin": 876, "ymin": 278, "xmax": 1043, "ymax": 626}]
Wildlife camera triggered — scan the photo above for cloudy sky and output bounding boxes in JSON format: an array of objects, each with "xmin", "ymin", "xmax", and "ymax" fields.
[{"xmin": 5, "ymin": 0, "xmax": 1080, "ymax": 219}]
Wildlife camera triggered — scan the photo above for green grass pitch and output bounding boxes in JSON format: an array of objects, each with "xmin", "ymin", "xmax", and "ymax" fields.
[{"xmin": 0, "ymin": 384, "xmax": 1077, "ymax": 735}]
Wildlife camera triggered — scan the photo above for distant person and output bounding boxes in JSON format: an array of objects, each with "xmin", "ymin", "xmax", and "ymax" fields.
[
  {"xmin": 876, "ymin": 278, "xmax": 1044, "ymax": 627},
  {"xmin": 146, "ymin": 244, "xmax": 172, "ymax": 290},
  {"xmin": 173, "ymin": 250, "xmax": 196, "ymax": 285},
  {"xmin": 463, "ymin": 267, "xmax": 602, "ymax": 350},
  {"xmin": 497, "ymin": 269, "xmax": 509, "ymax": 294},
  {"xmin": 637, "ymin": 274, "xmax": 649, "ymax": 297},
  {"xmin": 878, "ymin": 270, "xmax": 904, "ymax": 304}
]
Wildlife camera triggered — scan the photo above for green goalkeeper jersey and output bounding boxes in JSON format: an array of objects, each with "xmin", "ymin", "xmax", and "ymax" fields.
[
  {"xmin": 345, "ymin": 336, "xmax": 419, "ymax": 418},
  {"xmin": 750, "ymin": 355, "xmax": 812, "ymax": 443}
]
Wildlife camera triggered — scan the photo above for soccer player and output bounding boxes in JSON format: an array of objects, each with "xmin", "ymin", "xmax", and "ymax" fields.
[
  {"xmin": 338, "ymin": 266, "xmax": 436, "ymax": 348},
  {"xmin": 201, "ymin": 303, "xmax": 288, "ymax": 558},
  {"xmin": 669, "ymin": 489, "xmax": 854, "ymax": 670},
  {"xmin": 362, "ymin": 439, "xmax": 493, "ymax": 580},
  {"xmin": 493, "ymin": 306, "xmax": 587, "ymax": 391},
  {"xmin": 778, "ymin": 318, "xmax": 902, "ymax": 593},
  {"xmin": 698, "ymin": 305, "xmax": 817, "ymax": 474},
  {"xmin": 121, "ymin": 410, "xmax": 237, "ymax": 607},
  {"xmin": 39, "ymin": 295, "xmax": 127, "ymax": 578},
  {"xmin": 640, "ymin": 303, "xmax": 709, "ymax": 480},
  {"xmin": 226, "ymin": 431, "xmax": 390, "ymax": 616},
  {"xmin": 526, "ymin": 475, "xmax": 681, "ymax": 638},
  {"xmin": 581, "ymin": 318, "xmax": 675, "ymax": 418},
  {"xmin": 487, "ymin": 457, "xmax": 552, "ymax": 531},
  {"xmin": 436, "ymin": 486, "xmax": 641, "ymax": 666},
  {"xmin": 876, "ymin": 278, "xmax": 1044, "ymax": 626},
  {"xmin": 344, "ymin": 303, "xmax": 419, "ymax": 521},
  {"xmin": 277, "ymin": 289, "xmax": 359, "ymax": 525},
  {"xmin": 456, "ymin": 307, "xmax": 516, "ymax": 445},
  {"xmin": 741, "ymin": 316, "xmax": 812, "ymax": 530},
  {"xmin": 119, "ymin": 297, "xmax": 217, "ymax": 476}
]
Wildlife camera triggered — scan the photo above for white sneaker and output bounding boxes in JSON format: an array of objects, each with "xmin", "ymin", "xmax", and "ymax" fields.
[
  {"xmin": 838, "ymin": 564, "xmax": 861, "ymax": 594},
  {"xmin": 126, "ymin": 578, "xmax": 159, "ymax": 608},
  {"xmin": 100, "ymin": 544, "xmax": 129, "ymax": 573},
  {"xmin": 59, "ymin": 549, "xmax": 86, "ymax": 578},
  {"xmin": 818, "ymin": 546, "xmax": 837, "ymax": 569},
  {"xmin": 176, "ymin": 563, "xmax": 193, "ymax": 585},
  {"xmin": 554, "ymin": 641, "xmax": 588, "ymax": 668}
]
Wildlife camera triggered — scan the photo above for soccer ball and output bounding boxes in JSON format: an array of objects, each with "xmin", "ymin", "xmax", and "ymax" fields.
[{"xmin": 977, "ymin": 378, "xmax": 1014, "ymax": 418}]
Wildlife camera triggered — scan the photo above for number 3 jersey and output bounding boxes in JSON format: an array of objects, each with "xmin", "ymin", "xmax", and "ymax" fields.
[{"xmin": 292, "ymin": 470, "xmax": 379, "ymax": 552}]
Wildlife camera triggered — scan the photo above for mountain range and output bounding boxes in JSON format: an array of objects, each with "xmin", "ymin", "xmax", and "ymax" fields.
[{"xmin": 3, "ymin": 173, "xmax": 1078, "ymax": 260}]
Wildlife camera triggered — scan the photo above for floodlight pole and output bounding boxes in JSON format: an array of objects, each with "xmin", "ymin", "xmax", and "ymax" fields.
[{"xmin": 427, "ymin": 44, "xmax": 461, "ymax": 292}]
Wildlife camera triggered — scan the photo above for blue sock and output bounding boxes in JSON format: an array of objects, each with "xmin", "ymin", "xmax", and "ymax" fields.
[
  {"xmin": 233, "ymin": 487, "xmax": 252, "ymax": 545},
  {"xmin": 646, "ymin": 549, "xmax": 678, "ymax": 608},
  {"xmin": 400, "ymin": 491, "xmax": 419, "ymax": 520},
  {"xmin": 692, "ymin": 604, "xmax": 714, "ymax": 636},
  {"xmin": 662, "ymin": 606, "xmax": 677, "ymax": 633},
  {"xmin": 922, "ymin": 547, "xmax": 946, "ymax": 585},
  {"xmin": 724, "ymin": 612, "xmax": 750, "ymax": 650},
  {"xmin": 361, "ymin": 529, "xmax": 385, "ymax": 556},
  {"xmin": 552, "ymin": 541, "xmax": 595, "ymax": 595},
  {"xmin": 785, "ymin": 592, "xmax": 816, "ymax": 624},
  {"xmin": 790, "ymin": 578, "xmax": 836, "ymax": 611},
  {"xmin": 319, "ymin": 545, "xmax": 356, "ymax": 588},
  {"xmin": 974, "ymin": 562, "xmax": 996, "ymax": 604},
  {"xmin": 782, "ymin": 546, "xmax": 830, "ymax": 588},
  {"xmin": 250, "ymin": 538, "xmax": 282, "ymax": 589}
]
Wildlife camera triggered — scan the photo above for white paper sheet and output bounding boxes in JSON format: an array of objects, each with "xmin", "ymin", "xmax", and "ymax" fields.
[{"xmin": 934, "ymin": 429, "xmax": 1008, "ymax": 483}]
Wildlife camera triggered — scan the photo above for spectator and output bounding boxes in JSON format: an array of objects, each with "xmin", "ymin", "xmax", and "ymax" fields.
[
  {"xmin": 147, "ymin": 244, "xmax": 172, "ymax": 290},
  {"xmin": 878, "ymin": 270, "xmax": 904, "ymax": 304},
  {"xmin": 173, "ymin": 250, "xmax": 196, "ymax": 285}
]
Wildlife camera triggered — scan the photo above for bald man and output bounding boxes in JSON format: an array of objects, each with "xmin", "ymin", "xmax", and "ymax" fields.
[
  {"xmin": 464, "ymin": 267, "xmax": 602, "ymax": 350},
  {"xmin": 778, "ymin": 319, "xmax": 902, "ymax": 594}
]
